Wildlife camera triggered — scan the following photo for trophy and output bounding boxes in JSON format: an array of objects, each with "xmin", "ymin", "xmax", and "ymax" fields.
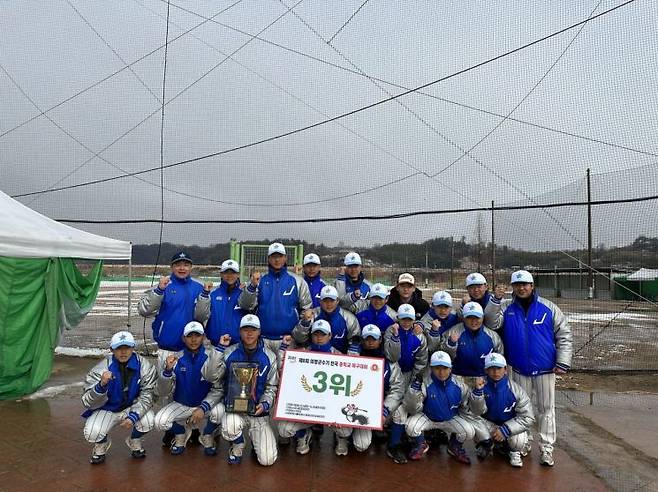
[{"xmin": 228, "ymin": 363, "xmax": 258, "ymax": 413}]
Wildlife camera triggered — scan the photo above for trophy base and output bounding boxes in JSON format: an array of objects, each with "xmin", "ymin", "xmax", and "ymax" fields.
[{"xmin": 232, "ymin": 398, "xmax": 249, "ymax": 413}]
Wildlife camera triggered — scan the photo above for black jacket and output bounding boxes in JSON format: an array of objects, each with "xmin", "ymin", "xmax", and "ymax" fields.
[{"xmin": 388, "ymin": 287, "xmax": 430, "ymax": 319}]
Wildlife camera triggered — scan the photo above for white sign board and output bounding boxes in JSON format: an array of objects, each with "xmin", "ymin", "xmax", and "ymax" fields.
[{"xmin": 274, "ymin": 349, "xmax": 385, "ymax": 430}]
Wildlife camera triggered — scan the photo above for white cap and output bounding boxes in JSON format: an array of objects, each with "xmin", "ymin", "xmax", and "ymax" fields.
[
  {"xmin": 484, "ymin": 352, "xmax": 507, "ymax": 369},
  {"xmin": 311, "ymin": 319, "xmax": 332, "ymax": 335},
  {"xmin": 240, "ymin": 314, "xmax": 261, "ymax": 329},
  {"xmin": 344, "ymin": 252, "xmax": 362, "ymax": 266},
  {"xmin": 183, "ymin": 321, "xmax": 205, "ymax": 336},
  {"xmin": 432, "ymin": 291, "xmax": 453, "ymax": 307},
  {"xmin": 511, "ymin": 270, "xmax": 534, "ymax": 284},
  {"xmin": 369, "ymin": 283, "xmax": 390, "ymax": 299},
  {"xmin": 397, "ymin": 273, "xmax": 415, "ymax": 285},
  {"xmin": 220, "ymin": 259, "xmax": 240, "ymax": 273},
  {"xmin": 397, "ymin": 304, "xmax": 416, "ymax": 320},
  {"xmin": 463, "ymin": 301, "xmax": 484, "ymax": 318},
  {"xmin": 320, "ymin": 285, "xmax": 338, "ymax": 300},
  {"xmin": 268, "ymin": 242, "xmax": 286, "ymax": 256},
  {"xmin": 303, "ymin": 253, "xmax": 321, "ymax": 265},
  {"xmin": 361, "ymin": 324, "xmax": 381, "ymax": 340},
  {"xmin": 466, "ymin": 272, "xmax": 487, "ymax": 287},
  {"xmin": 110, "ymin": 331, "xmax": 135, "ymax": 349},
  {"xmin": 430, "ymin": 351, "xmax": 452, "ymax": 368}
]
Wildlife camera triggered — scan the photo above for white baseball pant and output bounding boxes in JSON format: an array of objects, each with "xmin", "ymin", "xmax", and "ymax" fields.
[
  {"xmin": 154, "ymin": 401, "xmax": 225, "ymax": 431},
  {"xmin": 471, "ymin": 417, "xmax": 528, "ymax": 451},
  {"xmin": 510, "ymin": 370, "xmax": 555, "ymax": 453},
  {"xmin": 221, "ymin": 413, "xmax": 278, "ymax": 466},
  {"xmin": 84, "ymin": 409, "xmax": 155, "ymax": 443},
  {"xmin": 405, "ymin": 413, "xmax": 475, "ymax": 443},
  {"xmin": 277, "ymin": 420, "xmax": 352, "ymax": 440}
]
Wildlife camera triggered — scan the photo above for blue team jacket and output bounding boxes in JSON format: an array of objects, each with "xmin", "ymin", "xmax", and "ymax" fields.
[
  {"xmin": 426, "ymin": 310, "xmax": 460, "ymax": 335},
  {"xmin": 206, "ymin": 281, "xmax": 243, "ymax": 346},
  {"xmin": 304, "ymin": 275, "xmax": 326, "ymax": 308},
  {"xmin": 397, "ymin": 328, "xmax": 422, "ymax": 374},
  {"xmin": 452, "ymin": 328, "xmax": 497, "ymax": 377},
  {"xmin": 357, "ymin": 305, "xmax": 396, "ymax": 332},
  {"xmin": 338, "ymin": 272, "xmax": 372, "ymax": 297},
  {"xmin": 81, "ymin": 354, "xmax": 141, "ymax": 418},
  {"xmin": 317, "ymin": 308, "xmax": 349, "ymax": 353},
  {"xmin": 168, "ymin": 346, "xmax": 212, "ymax": 408},
  {"xmin": 252, "ymin": 266, "xmax": 301, "ymax": 339},
  {"xmin": 482, "ymin": 374, "xmax": 518, "ymax": 425},
  {"xmin": 152, "ymin": 275, "xmax": 204, "ymax": 351},
  {"xmin": 423, "ymin": 374, "xmax": 463, "ymax": 422},
  {"xmin": 224, "ymin": 340, "xmax": 272, "ymax": 410}
]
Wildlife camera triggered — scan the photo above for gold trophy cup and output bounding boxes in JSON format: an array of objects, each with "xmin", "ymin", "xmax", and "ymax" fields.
[{"xmin": 232, "ymin": 366, "xmax": 258, "ymax": 412}]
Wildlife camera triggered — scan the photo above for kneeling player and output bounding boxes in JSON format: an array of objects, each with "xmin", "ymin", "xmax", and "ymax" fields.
[
  {"xmin": 470, "ymin": 353, "xmax": 534, "ymax": 468},
  {"xmin": 81, "ymin": 331, "xmax": 157, "ymax": 464},
  {"xmin": 154, "ymin": 321, "xmax": 225, "ymax": 456},
  {"xmin": 404, "ymin": 351, "xmax": 475, "ymax": 464}
]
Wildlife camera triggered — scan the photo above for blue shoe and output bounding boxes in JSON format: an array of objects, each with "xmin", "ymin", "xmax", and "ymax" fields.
[{"xmin": 227, "ymin": 443, "xmax": 244, "ymax": 465}]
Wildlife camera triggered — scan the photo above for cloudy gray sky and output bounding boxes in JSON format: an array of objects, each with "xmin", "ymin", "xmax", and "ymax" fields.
[{"xmin": 1, "ymin": 0, "xmax": 657, "ymax": 251}]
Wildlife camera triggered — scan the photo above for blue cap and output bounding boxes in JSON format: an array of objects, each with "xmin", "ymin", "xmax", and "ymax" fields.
[{"xmin": 171, "ymin": 251, "xmax": 193, "ymax": 265}]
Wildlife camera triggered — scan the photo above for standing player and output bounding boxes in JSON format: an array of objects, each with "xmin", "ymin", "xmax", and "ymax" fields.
[
  {"xmin": 458, "ymin": 273, "xmax": 505, "ymax": 329},
  {"xmin": 404, "ymin": 351, "xmax": 475, "ymax": 464},
  {"xmin": 219, "ymin": 314, "xmax": 279, "ymax": 466},
  {"xmin": 195, "ymin": 259, "xmax": 243, "ymax": 348},
  {"xmin": 238, "ymin": 243, "xmax": 312, "ymax": 353},
  {"xmin": 291, "ymin": 285, "xmax": 361, "ymax": 354},
  {"xmin": 419, "ymin": 291, "xmax": 460, "ymax": 354},
  {"xmin": 352, "ymin": 325, "xmax": 405, "ymax": 455},
  {"xmin": 499, "ymin": 270, "xmax": 572, "ymax": 466},
  {"xmin": 302, "ymin": 253, "xmax": 326, "ymax": 308},
  {"xmin": 81, "ymin": 331, "xmax": 157, "ymax": 464},
  {"xmin": 470, "ymin": 353, "xmax": 534, "ymax": 468},
  {"xmin": 335, "ymin": 252, "xmax": 372, "ymax": 306},
  {"xmin": 154, "ymin": 322, "xmax": 225, "ymax": 456},
  {"xmin": 387, "ymin": 273, "xmax": 430, "ymax": 318},
  {"xmin": 347, "ymin": 283, "xmax": 397, "ymax": 333}
]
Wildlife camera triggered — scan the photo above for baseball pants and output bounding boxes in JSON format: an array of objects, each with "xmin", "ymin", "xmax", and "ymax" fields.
[
  {"xmin": 471, "ymin": 417, "xmax": 528, "ymax": 451},
  {"xmin": 405, "ymin": 413, "xmax": 475, "ymax": 443},
  {"xmin": 154, "ymin": 401, "xmax": 225, "ymax": 432},
  {"xmin": 222, "ymin": 413, "xmax": 278, "ymax": 466},
  {"xmin": 510, "ymin": 369, "xmax": 555, "ymax": 453},
  {"xmin": 84, "ymin": 409, "xmax": 155, "ymax": 443}
]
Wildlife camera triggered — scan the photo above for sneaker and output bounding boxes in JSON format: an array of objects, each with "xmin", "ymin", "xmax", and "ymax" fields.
[
  {"xmin": 520, "ymin": 440, "xmax": 532, "ymax": 457},
  {"xmin": 162, "ymin": 430, "xmax": 175, "ymax": 448},
  {"xmin": 539, "ymin": 450, "xmax": 554, "ymax": 467},
  {"xmin": 296, "ymin": 429, "xmax": 312, "ymax": 455},
  {"xmin": 475, "ymin": 439, "xmax": 493, "ymax": 460},
  {"xmin": 90, "ymin": 438, "xmax": 112, "ymax": 464},
  {"xmin": 335, "ymin": 437, "xmax": 349, "ymax": 456},
  {"xmin": 509, "ymin": 451, "xmax": 523, "ymax": 468},
  {"xmin": 447, "ymin": 436, "xmax": 471, "ymax": 465},
  {"xmin": 199, "ymin": 433, "xmax": 217, "ymax": 456},
  {"xmin": 227, "ymin": 442, "xmax": 244, "ymax": 465},
  {"xmin": 125, "ymin": 437, "xmax": 146, "ymax": 459},
  {"xmin": 170, "ymin": 428, "xmax": 192, "ymax": 456},
  {"xmin": 408, "ymin": 441, "xmax": 429, "ymax": 460},
  {"xmin": 386, "ymin": 445, "xmax": 408, "ymax": 464}
]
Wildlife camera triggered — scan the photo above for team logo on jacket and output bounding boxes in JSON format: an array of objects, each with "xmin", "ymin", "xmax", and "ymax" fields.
[
  {"xmin": 283, "ymin": 286, "xmax": 294, "ymax": 296},
  {"xmin": 258, "ymin": 365, "xmax": 268, "ymax": 377},
  {"xmin": 216, "ymin": 296, "xmax": 223, "ymax": 301},
  {"xmin": 533, "ymin": 313, "xmax": 547, "ymax": 325},
  {"xmin": 504, "ymin": 402, "xmax": 516, "ymax": 413}
]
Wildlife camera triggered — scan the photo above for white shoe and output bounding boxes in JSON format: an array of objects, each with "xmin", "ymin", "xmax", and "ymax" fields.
[
  {"xmin": 296, "ymin": 430, "xmax": 312, "ymax": 455},
  {"xmin": 540, "ymin": 450, "xmax": 554, "ymax": 467},
  {"xmin": 509, "ymin": 451, "xmax": 523, "ymax": 468},
  {"xmin": 335, "ymin": 437, "xmax": 349, "ymax": 456},
  {"xmin": 92, "ymin": 437, "xmax": 112, "ymax": 456},
  {"xmin": 520, "ymin": 441, "xmax": 532, "ymax": 457}
]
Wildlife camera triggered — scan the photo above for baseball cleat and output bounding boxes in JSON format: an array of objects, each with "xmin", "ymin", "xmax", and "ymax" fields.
[
  {"xmin": 408, "ymin": 441, "xmax": 429, "ymax": 460},
  {"xmin": 447, "ymin": 436, "xmax": 471, "ymax": 465},
  {"xmin": 90, "ymin": 438, "xmax": 111, "ymax": 465},
  {"xmin": 509, "ymin": 451, "xmax": 523, "ymax": 468},
  {"xmin": 539, "ymin": 450, "xmax": 554, "ymax": 467},
  {"xmin": 125, "ymin": 437, "xmax": 146, "ymax": 459},
  {"xmin": 386, "ymin": 445, "xmax": 408, "ymax": 464}
]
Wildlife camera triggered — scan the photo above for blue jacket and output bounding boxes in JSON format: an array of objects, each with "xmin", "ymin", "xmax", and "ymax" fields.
[
  {"xmin": 304, "ymin": 274, "xmax": 326, "ymax": 308},
  {"xmin": 204, "ymin": 281, "xmax": 244, "ymax": 346},
  {"xmin": 422, "ymin": 374, "xmax": 463, "ymax": 422},
  {"xmin": 82, "ymin": 354, "xmax": 141, "ymax": 417},
  {"xmin": 167, "ymin": 346, "xmax": 212, "ymax": 408},
  {"xmin": 396, "ymin": 328, "xmax": 424, "ymax": 374},
  {"xmin": 337, "ymin": 272, "xmax": 371, "ymax": 296},
  {"xmin": 481, "ymin": 374, "xmax": 518, "ymax": 426},
  {"xmin": 222, "ymin": 339, "xmax": 278, "ymax": 411},
  {"xmin": 445, "ymin": 326, "xmax": 503, "ymax": 377},
  {"xmin": 317, "ymin": 308, "xmax": 350, "ymax": 353},
  {"xmin": 139, "ymin": 275, "xmax": 204, "ymax": 351},
  {"xmin": 357, "ymin": 304, "xmax": 396, "ymax": 332},
  {"xmin": 501, "ymin": 291, "xmax": 572, "ymax": 376},
  {"xmin": 424, "ymin": 310, "xmax": 460, "ymax": 335}
]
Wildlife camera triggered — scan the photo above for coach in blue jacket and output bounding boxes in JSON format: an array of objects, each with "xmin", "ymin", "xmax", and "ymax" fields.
[
  {"xmin": 238, "ymin": 243, "xmax": 312, "ymax": 352},
  {"xmin": 499, "ymin": 270, "xmax": 572, "ymax": 467}
]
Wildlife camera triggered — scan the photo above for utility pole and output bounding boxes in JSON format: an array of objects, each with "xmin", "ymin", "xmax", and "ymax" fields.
[{"xmin": 587, "ymin": 168, "xmax": 594, "ymax": 299}]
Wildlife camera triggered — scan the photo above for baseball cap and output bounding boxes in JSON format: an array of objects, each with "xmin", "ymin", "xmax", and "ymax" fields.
[
  {"xmin": 369, "ymin": 283, "xmax": 390, "ymax": 299},
  {"xmin": 303, "ymin": 253, "xmax": 321, "ymax": 265},
  {"xmin": 361, "ymin": 324, "xmax": 381, "ymax": 340},
  {"xmin": 511, "ymin": 270, "xmax": 534, "ymax": 284},
  {"xmin": 484, "ymin": 353, "xmax": 507, "ymax": 369},
  {"xmin": 465, "ymin": 272, "xmax": 487, "ymax": 287},
  {"xmin": 183, "ymin": 321, "xmax": 205, "ymax": 336},
  {"xmin": 397, "ymin": 273, "xmax": 415, "ymax": 285},
  {"xmin": 344, "ymin": 252, "xmax": 362, "ymax": 266},
  {"xmin": 463, "ymin": 301, "xmax": 484, "ymax": 318},
  {"xmin": 220, "ymin": 259, "xmax": 240, "ymax": 273},
  {"xmin": 320, "ymin": 285, "xmax": 338, "ymax": 300},
  {"xmin": 397, "ymin": 304, "xmax": 416, "ymax": 320},
  {"xmin": 268, "ymin": 242, "xmax": 286, "ymax": 256},
  {"xmin": 311, "ymin": 319, "xmax": 332, "ymax": 335},
  {"xmin": 240, "ymin": 314, "xmax": 261, "ymax": 329},
  {"xmin": 430, "ymin": 351, "xmax": 452, "ymax": 368},
  {"xmin": 171, "ymin": 251, "xmax": 193, "ymax": 265},
  {"xmin": 110, "ymin": 331, "xmax": 136, "ymax": 350},
  {"xmin": 432, "ymin": 291, "xmax": 453, "ymax": 307}
]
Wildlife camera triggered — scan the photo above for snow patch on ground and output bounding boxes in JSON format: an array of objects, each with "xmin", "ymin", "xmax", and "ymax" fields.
[
  {"xmin": 55, "ymin": 346, "xmax": 109, "ymax": 357},
  {"xmin": 23, "ymin": 382, "xmax": 85, "ymax": 400}
]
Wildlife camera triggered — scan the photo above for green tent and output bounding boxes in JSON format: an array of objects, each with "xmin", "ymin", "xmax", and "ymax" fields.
[{"xmin": 0, "ymin": 190, "xmax": 131, "ymax": 399}]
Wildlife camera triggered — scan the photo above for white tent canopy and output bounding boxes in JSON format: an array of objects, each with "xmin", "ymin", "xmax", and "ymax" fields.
[
  {"xmin": 0, "ymin": 190, "xmax": 131, "ymax": 260},
  {"xmin": 627, "ymin": 268, "xmax": 658, "ymax": 281}
]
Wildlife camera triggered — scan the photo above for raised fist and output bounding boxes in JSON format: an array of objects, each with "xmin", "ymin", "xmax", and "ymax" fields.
[
  {"xmin": 100, "ymin": 370, "xmax": 114, "ymax": 387},
  {"xmin": 474, "ymin": 377, "xmax": 486, "ymax": 390},
  {"xmin": 250, "ymin": 271, "xmax": 261, "ymax": 288},
  {"xmin": 461, "ymin": 294, "xmax": 470, "ymax": 306},
  {"xmin": 165, "ymin": 355, "xmax": 178, "ymax": 371},
  {"xmin": 431, "ymin": 319, "xmax": 441, "ymax": 330},
  {"xmin": 494, "ymin": 284, "xmax": 506, "ymax": 300},
  {"xmin": 282, "ymin": 335, "xmax": 293, "ymax": 346},
  {"xmin": 302, "ymin": 309, "xmax": 314, "ymax": 322},
  {"xmin": 389, "ymin": 323, "xmax": 399, "ymax": 336},
  {"xmin": 413, "ymin": 322, "xmax": 423, "ymax": 335},
  {"xmin": 219, "ymin": 334, "xmax": 231, "ymax": 347},
  {"xmin": 158, "ymin": 276, "xmax": 170, "ymax": 290},
  {"xmin": 293, "ymin": 264, "xmax": 302, "ymax": 275},
  {"xmin": 204, "ymin": 280, "xmax": 214, "ymax": 292}
]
